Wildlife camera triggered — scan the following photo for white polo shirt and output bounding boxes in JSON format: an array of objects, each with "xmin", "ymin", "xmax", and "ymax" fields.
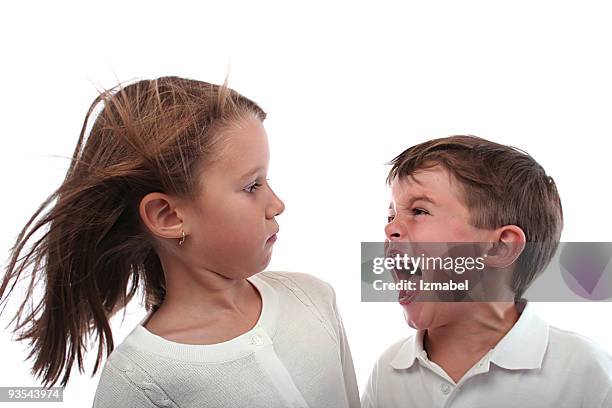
[{"xmin": 361, "ymin": 301, "xmax": 612, "ymax": 408}]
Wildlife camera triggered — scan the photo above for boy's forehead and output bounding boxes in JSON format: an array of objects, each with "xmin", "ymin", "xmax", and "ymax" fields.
[
  {"xmin": 390, "ymin": 166, "xmax": 461, "ymax": 205},
  {"xmin": 392, "ymin": 167, "xmax": 448, "ymax": 194}
]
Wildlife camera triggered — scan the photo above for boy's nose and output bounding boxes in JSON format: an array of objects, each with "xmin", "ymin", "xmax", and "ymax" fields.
[{"xmin": 384, "ymin": 221, "xmax": 403, "ymax": 241}]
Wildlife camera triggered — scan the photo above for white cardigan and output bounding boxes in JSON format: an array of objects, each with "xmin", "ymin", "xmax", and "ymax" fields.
[{"xmin": 93, "ymin": 271, "xmax": 360, "ymax": 408}]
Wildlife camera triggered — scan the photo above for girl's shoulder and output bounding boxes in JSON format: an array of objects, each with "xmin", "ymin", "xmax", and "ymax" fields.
[
  {"xmin": 256, "ymin": 271, "xmax": 338, "ymax": 307},
  {"xmin": 94, "ymin": 345, "xmax": 177, "ymax": 408},
  {"xmin": 257, "ymin": 270, "xmax": 334, "ymax": 294},
  {"xmin": 256, "ymin": 271, "xmax": 343, "ymax": 340}
]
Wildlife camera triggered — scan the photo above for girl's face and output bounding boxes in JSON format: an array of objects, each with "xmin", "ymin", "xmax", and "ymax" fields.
[{"xmin": 183, "ymin": 116, "xmax": 285, "ymax": 279}]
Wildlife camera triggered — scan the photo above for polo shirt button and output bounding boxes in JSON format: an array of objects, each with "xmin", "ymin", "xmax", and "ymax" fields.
[
  {"xmin": 251, "ymin": 334, "xmax": 264, "ymax": 346},
  {"xmin": 440, "ymin": 383, "xmax": 451, "ymax": 395}
]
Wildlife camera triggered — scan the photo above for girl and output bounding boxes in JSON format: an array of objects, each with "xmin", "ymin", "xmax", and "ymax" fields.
[{"xmin": 1, "ymin": 76, "xmax": 359, "ymax": 407}]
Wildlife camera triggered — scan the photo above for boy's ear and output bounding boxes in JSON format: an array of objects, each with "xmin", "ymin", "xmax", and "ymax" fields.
[{"xmin": 483, "ymin": 225, "xmax": 526, "ymax": 268}]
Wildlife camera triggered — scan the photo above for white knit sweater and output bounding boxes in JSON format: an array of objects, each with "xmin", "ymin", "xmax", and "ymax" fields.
[{"xmin": 92, "ymin": 271, "xmax": 360, "ymax": 408}]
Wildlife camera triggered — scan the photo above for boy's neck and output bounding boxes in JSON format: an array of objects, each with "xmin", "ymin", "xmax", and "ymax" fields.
[{"xmin": 423, "ymin": 302, "xmax": 520, "ymax": 383}]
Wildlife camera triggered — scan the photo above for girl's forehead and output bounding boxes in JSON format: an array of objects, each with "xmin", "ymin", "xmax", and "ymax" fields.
[{"xmin": 203, "ymin": 118, "xmax": 270, "ymax": 178}]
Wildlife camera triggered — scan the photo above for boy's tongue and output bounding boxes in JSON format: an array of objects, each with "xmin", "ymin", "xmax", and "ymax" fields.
[{"xmin": 395, "ymin": 262, "xmax": 422, "ymax": 303}]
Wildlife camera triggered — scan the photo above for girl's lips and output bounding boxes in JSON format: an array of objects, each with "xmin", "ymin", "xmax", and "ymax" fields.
[{"xmin": 266, "ymin": 234, "xmax": 277, "ymax": 244}]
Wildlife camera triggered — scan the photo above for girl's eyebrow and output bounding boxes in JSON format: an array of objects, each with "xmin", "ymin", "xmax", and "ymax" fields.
[{"xmin": 239, "ymin": 166, "xmax": 265, "ymax": 182}]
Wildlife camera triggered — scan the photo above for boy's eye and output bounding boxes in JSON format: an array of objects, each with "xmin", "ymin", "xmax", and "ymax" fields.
[
  {"xmin": 412, "ymin": 208, "xmax": 429, "ymax": 216},
  {"xmin": 387, "ymin": 215, "xmax": 395, "ymax": 223},
  {"xmin": 244, "ymin": 182, "xmax": 262, "ymax": 193}
]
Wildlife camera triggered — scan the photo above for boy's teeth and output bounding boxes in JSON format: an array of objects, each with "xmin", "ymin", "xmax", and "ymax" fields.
[{"xmin": 398, "ymin": 289, "xmax": 417, "ymax": 303}]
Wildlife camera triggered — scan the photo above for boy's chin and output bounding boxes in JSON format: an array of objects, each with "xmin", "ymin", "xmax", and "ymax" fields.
[
  {"xmin": 402, "ymin": 303, "xmax": 421, "ymax": 330},
  {"xmin": 402, "ymin": 302, "xmax": 429, "ymax": 330}
]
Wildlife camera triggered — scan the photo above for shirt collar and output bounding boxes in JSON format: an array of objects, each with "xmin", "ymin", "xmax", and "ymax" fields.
[
  {"xmin": 390, "ymin": 328, "xmax": 425, "ymax": 369},
  {"xmin": 488, "ymin": 300, "xmax": 549, "ymax": 370},
  {"xmin": 390, "ymin": 300, "xmax": 549, "ymax": 371}
]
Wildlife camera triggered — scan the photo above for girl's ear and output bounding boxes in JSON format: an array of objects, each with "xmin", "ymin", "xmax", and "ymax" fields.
[
  {"xmin": 139, "ymin": 192, "xmax": 185, "ymax": 241},
  {"xmin": 483, "ymin": 225, "xmax": 526, "ymax": 268}
]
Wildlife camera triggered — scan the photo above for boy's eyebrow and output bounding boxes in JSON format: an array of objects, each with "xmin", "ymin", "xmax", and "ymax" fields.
[
  {"xmin": 393, "ymin": 194, "xmax": 437, "ymax": 209},
  {"xmin": 410, "ymin": 195, "xmax": 436, "ymax": 205}
]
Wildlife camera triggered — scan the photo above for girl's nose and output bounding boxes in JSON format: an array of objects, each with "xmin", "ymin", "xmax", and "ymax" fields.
[{"xmin": 266, "ymin": 187, "xmax": 285, "ymax": 219}]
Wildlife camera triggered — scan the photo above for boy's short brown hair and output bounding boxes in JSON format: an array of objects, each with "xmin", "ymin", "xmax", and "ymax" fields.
[{"xmin": 387, "ymin": 135, "xmax": 564, "ymax": 299}]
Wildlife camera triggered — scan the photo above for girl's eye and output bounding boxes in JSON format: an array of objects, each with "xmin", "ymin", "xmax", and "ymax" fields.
[
  {"xmin": 387, "ymin": 215, "xmax": 395, "ymax": 223},
  {"xmin": 244, "ymin": 183, "xmax": 262, "ymax": 193}
]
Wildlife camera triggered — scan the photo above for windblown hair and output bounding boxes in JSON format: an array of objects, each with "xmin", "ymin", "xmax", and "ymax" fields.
[
  {"xmin": 387, "ymin": 135, "xmax": 564, "ymax": 299},
  {"xmin": 0, "ymin": 76, "xmax": 266, "ymax": 387}
]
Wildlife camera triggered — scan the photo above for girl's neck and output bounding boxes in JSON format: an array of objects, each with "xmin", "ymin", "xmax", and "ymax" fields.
[
  {"xmin": 164, "ymin": 270, "xmax": 255, "ymax": 314},
  {"xmin": 160, "ymin": 250, "xmax": 260, "ymax": 312},
  {"xmin": 143, "ymin": 255, "xmax": 263, "ymax": 344}
]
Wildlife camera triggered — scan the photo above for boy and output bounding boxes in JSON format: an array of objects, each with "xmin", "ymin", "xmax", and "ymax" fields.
[{"xmin": 361, "ymin": 136, "xmax": 612, "ymax": 407}]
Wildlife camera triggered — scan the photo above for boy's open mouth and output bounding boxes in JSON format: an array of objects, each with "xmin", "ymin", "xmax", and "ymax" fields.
[{"xmin": 388, "ymin": 253, "xmax": 423, "ymax": 305}]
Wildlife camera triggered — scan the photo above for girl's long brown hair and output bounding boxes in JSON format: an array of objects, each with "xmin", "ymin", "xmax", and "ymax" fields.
[{"xmin": 0, "ymin": 76, "xmax": 266, "ymax": 387}]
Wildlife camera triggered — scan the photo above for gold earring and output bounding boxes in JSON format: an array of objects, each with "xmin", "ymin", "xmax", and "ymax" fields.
[{"xmin": 178, "ymin": 230, "xmax": 186, "ymax": 246}]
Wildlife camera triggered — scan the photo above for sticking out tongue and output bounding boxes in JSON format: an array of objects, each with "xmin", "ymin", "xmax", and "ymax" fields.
[{"xmin": 395, "ymin": 262, "xmax": 422, "ymax": 304}]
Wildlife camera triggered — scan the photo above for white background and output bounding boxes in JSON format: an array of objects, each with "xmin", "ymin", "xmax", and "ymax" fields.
[{"xmin": 1, "ymin": 1, "xmax": 612, "ymax": 406}]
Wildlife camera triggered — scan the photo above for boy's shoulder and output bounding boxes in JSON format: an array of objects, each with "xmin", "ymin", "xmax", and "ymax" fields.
[{"xmin": 547, "ymin": 324, "xmax": 612, "ymax": 374}]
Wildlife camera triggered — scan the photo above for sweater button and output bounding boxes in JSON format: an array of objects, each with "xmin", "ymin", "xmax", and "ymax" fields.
[{"xmin": 251, "ymin": 334, "xmax": 264, "ymax": 346}]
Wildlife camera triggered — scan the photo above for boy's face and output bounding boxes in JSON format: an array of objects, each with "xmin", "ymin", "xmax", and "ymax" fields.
[{"xmin": 386, "ymin": 164, "xmax": 496, "ymax": 330}]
